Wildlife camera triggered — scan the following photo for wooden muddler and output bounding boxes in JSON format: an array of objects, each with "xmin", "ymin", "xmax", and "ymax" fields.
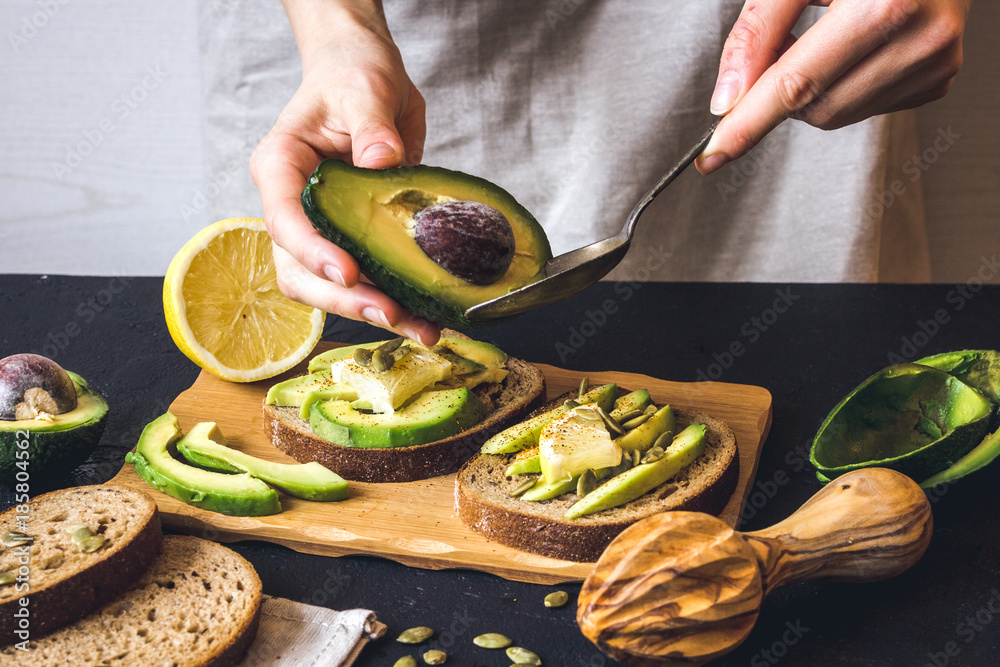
[{"xmin": 577, "ymin": 468, "xmax": 932, "ymax": 666}]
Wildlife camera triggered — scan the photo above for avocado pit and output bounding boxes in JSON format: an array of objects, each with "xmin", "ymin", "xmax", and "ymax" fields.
[
  {"xmin": 413, "ymin": 201, "xmax": 516, "ymax": 285},
  {"xmin": 0, "ymin": 353, "xmax": 77, "ymax": 420}
]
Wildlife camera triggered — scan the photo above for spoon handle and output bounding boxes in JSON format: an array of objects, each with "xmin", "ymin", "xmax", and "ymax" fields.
[{"xmin": 741, "ymin": 468, "xmax": 932, "ymax": 596}]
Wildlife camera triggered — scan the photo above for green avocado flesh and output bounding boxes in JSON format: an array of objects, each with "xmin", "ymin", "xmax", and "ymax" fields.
[
  {"xmin": 126, "ymin": 413, "xmax": 281, "ymax": 516},
  {"xmin": 810, "ymin": 363, "xmax": 993, "ymax": 482},
  {"xmin": 609, "ymin": 389, "xmax": 651, "ymax": 421},
  {"xmin": 301, "ymin": 159, "xmax": 552, "ymax": 328},
  {"xmin": 0, "ymin": 371, "xmax": 108, "ymax": 484},
  {"xmin": 265, "ymin": 369, "xmax": 358, "ymax": 409},
  {"xmin": 309, "ymin": 387, "xmax": 487, "ymax": 448},
  {"xmin": 176, "ymin": 422, "xmax": 348, "ymax": 502}
]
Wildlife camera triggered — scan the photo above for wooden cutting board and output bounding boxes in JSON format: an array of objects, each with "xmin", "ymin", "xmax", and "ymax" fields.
[{"xmin": 110, "ymin": 342, "xmax": 772, "ymax": 584}]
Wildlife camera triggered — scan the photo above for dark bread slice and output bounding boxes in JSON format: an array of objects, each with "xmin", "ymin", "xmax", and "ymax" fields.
[
  {"xmin": 2, "ymin": 535, "xmax": 261, "ymax": 666},
  {"xmin": 263, "ymin": 333, "xmax": 546, "ymax": 483},
  {"xmin": 0, "ymin": 484, "xmax": 162, "ymax": 645},
  {"xmin": 455, "ymin": 408, "xmax": 739, "ymax": 562}
]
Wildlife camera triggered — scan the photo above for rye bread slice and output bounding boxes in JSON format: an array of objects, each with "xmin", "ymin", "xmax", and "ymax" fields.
[
  {"xmin": 455, "ymin": 408, "xmax": 739, "ymax": 562},
  {"xmin": 0, "ymin": 484, "xmax": 162, "ymax": 645},
  {"xmin": 1, "ymin": 535, "xmax": 262, "ymax": 666},
  {"xmin": 263, "ymin": 345, "xmax": 546, "ymax": 483}
]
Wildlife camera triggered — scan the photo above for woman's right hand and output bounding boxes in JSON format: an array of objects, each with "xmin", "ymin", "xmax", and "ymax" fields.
[{"xmin": 251, "ymin": 0, "xmax": 440, "ymax": 346}]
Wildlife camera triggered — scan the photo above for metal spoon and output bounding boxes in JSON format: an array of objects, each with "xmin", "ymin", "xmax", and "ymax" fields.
[{"xmin": 464, "ymin": 119, "xmax": 720, "ymax": 323}]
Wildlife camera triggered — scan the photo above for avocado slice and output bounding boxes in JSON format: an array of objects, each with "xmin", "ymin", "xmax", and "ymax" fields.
[
  {"xmin": 505, "ymin": 446, "xmax": 542, "ymax": 476},
  {"xmin": 810, "ymin": 363, "xmax": 993, "ymax": 482},
  {"xmin": 301, "ymin": 159, "xmax": 552, "ymax": 328},
  {"xmin": 176, "ymin": 422, "xmax": 348, "ymax": 501},
  {"xmin": 615, "ymin": 405, "xmax": 675, "ymax": 453},
  {"xmin": 609, "ymin": 389, "xmax": 652, "ymax": 421},
  {"xmin": 520, "ymin": 474, "xmax": 579, "ymax": 502},
  {"xmin": 126, "ymin": 413, "xmax": 280, "ymax": 516},
  {"xmin": 0, "ymin": 371, "xmax": 108, "ymax": 484},
  {"xmin": 308, "ymin": 387, "xmax": 487, "ymax": 448},
  {"xmin": 265, "ymin": 369, "xmax": 358, "ymax": 408},
  {"xmin": 434, "ymin": 338, "xmax": 508, "ymax": 369},
  {"xmin": 565, "ymin": 423, "xmax": 706, "ymax": 519}
]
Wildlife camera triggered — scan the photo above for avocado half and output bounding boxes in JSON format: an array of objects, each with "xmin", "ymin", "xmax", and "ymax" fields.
[
  {"xmin": 0, "ymin": 371, "xmax": 109, "ymax": 484},
  {"xmin": 810, "ymin": 363, "xmax": 993, "ymax": 483},
  {"xmin": 301, "ymin": 159, "xmax": 552, "ymax": 328}
]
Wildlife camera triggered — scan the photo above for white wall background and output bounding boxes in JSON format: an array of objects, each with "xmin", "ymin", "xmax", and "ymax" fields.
[{"xmin": 0, "ymin": 0, "xmax": 997, "ymax": 282}]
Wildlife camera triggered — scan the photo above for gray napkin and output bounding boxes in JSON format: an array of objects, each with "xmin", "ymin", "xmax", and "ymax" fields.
[{"xmin": 238, "ymin": 595, "xmax": 386, "ymax": 667}]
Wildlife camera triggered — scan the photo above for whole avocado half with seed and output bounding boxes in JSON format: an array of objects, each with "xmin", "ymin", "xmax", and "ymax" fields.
[
  {"xmin": 301, "ymin": 159, "xmax": 552, "ymax": 328},
  {"xmin": 0, "ymin": 354, "xmax": 109, "ymax": 484}
]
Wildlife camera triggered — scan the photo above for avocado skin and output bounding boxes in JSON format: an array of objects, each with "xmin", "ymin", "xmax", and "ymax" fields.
[
  {"xmin": 301, "ymin": 159, "xmax": 551, "ymax": 328},
  {"xmin": 0, "ymin": 372, "xmax": 108, "ymax": 485}
]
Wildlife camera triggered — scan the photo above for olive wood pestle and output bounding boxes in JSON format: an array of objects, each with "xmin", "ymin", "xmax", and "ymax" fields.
[{"xmin": 577, "ymin": 468, "xmax": 933, "ymax": 666}]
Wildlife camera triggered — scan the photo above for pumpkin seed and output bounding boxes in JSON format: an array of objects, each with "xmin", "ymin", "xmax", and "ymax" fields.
[
  {"xmin": 595, "ymin": 407, "xmax": 624, "ymax": 437},
  {"xmin": 615, "ymin": 409, "xmax": 643, "ymax": 424},
  {"xmin": 631, "ymin": 449, "xmax": 642, "ymax": 467},
  {"xmin": 394, "ymin": 657, "xmax": 418, "ymax": 667},
  {"xmin": 576, "ymin": 469, "xmax": 596, "ymax": 497},
  {"xmin": 640, "ymin": 446, "xmax": 665, "ymax": 464},
  {"xmin": 592, "ymin": 466, "xmax": 612, "ymax": 482},
  {"xmin": 397, "ymin": 627, "xmax": 434, "ymax": 644},
  {"xmin": 474, "ymin": 633, "xmax": 512, "ymax": 649},
  {"xmin": 544, "ymin": 590, "xmax": 569, "ymax": 608},
  {"xmin": 372, "ymin": 348, "xmax": 395, "ymax": 372},
  {"xmin": 563, "ymin": 399, "xmax": 580, "ymax": 409},
  {"xmin": 353, "ymin": 348, "xmax": 373, "ymax": 367},
  {"xmin": 578, "ymin": 377, "xmax": 589, "ymax": 398},
  {"xmin": 422, "ymin": 649, "xmax": 447, "ymax": 664},
  {"xmin": 510, "ymin": 478, "xmax": 537, "ymax": 497},
  {"xmin": 0, "ymin": 571, "xmax": 15, "ymax": 586},
  {"xmin": 644, "ymin": 404, "xmax": 658, "ymax": 415},
  {"xmin": 572, "ymin": 407, "xmax": 601, "ymax": 422},
  {"xmin": 653, "ymin": 431, "xmax": 673, "ymax": 450},
  {"xmin": 68, "ymin": 525, "xmax": 93, "ymax": 543},
  {"xmin": 622, "ymin": 414, "xmax": 650, "ymax": 430},
  {"xmin": 0, "ymin": 531, "xmax": 32, "ymax": 547},
  {"xmin": 78, "ymin": 534, "xmax": 106, "ymax": 553},
  {"xmin": 506, "ymin": 647, "xmax": 541, "ymax": 665},
  {"xmin": 392, "ymin": 344, "xmax": 411, "ymax": 364},
  {"xmin": 657, "ymin": 483, "xmax": 679, "ymax": 499},
  {"xmin": 377, "ymin": 336, "xmax": 406, "ymax": 355}
]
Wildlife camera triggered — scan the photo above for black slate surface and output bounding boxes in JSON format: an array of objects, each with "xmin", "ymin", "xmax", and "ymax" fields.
[{"xmin": 2, "ymin": 274, "xmax": 999, "ymax": 666}]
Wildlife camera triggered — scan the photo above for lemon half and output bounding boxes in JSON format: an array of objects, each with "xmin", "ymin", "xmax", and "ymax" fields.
[{"xmin": 164, "ymin": 218, "xmax": 325, "ymax": 382}]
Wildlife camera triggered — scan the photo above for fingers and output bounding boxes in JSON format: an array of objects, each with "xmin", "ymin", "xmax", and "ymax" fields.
[
  {"xmin": 272, "ymin": 244, "xmax": 441, "ymax": 347},
  {"xmin": 336, "ymin": 70, "xmax": 410, "ymax": 169},
  {"xmin": 250, "ymin": 130, "xmax": 361, "ymax": 287},
  {"xmin": 698, "ymin": 0, "xmax": 924, "ymax": 174}
]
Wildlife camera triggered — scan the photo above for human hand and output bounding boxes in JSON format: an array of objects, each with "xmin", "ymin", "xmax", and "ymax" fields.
[
  {"xmin": 696, "ymin": 0, "xmax": 972, "ymax": 174},
  {"xmin": 250, "ymin": 1, "xmax": 438, "ymax": 345}
]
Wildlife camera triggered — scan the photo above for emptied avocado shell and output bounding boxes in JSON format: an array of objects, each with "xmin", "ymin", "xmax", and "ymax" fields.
[
  {"xmin": 810, "ymin": 363, "xmax": 992, "ymax": 483},
  {"xmin": 301, "ymin": 159, "xmax": 552, "ymax": 328},
  {"xmin": 0, "ymin": 371, "xmax": 108, "ymax": 485},
  {"xmin": 916, "ymin": 350, "xmax": 1000, "ymax": 426}
]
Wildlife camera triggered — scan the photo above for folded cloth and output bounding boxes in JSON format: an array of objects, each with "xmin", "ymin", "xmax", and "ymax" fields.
[{"xmin": 239, "ymin": 595, "xmax": 386, "ymax": 667}]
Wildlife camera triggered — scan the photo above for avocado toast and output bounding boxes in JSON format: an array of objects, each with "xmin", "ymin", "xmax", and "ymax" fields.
[{"xmin": 263, "ymin": 331, "xmax": 546, "ymax": 483}]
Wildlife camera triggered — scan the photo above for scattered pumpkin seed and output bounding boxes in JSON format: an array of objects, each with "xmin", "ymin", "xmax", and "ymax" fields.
[
  {"xmin": 68, "ymin": 525, "xmax": 93, "ymax": 543},
  {"xmin": 640, "ymin": 446, "xmax": 665, "ymax": 464},
  {"xmin": 576, "ymin": 469, "xmax": 596, "ymax": 497},
  {"xmin": 0, "ymin": 571, "xmax": 16, "ymax": 586},
  {"xmin": 0, "ymin": 531, "xmax": 32, "ymax": 547},
  {"xmin": 397, "ymin": 627, "xmax": 434, "ymax": 644},
  {"xmin": 506, "ymin": 646, "xmax": 541, "ymax": 665},
  {"xmin": 615, "ymin": 409, "xmax": 643, "ymax": 424},
  {"xmin": 572, "ymin": 407, "xmax": 601, "ymax": 422},
  {"xmin": 510, "ymin": 478, "xmax": 538, "ymax": 497},
  {"xmin": 78, "ymin": 534, "xmax": 106, "ymax": 553},
  {"xmin": 394, "ymin": 657, "xmax": 418, "ymax": 667},
  {"xmin": 563, "ymin": 399, "xmax": 580, "ymax": 409},
  {"xmin": 391, "ymin": 344, "xmax": 411, "ymax": 364},
  {"xmin": 592, "ymin": 466, "xmax": 612, "ymax": 482},
  {"xmin": 423, "ymin": 649, "xmax": 447, "ymax": 664},
  {"xmin": 544, "ymin": 590, "xmax": 569, "ymax": 608},
  {"xmin": 474, "ymin": 633, "xmax": 512, "ymax": 649},
  {"xmin": 643, "ymin": 404, "xmax": 658, "ymax": 415},
  {"xmin": 377, "ymin": 336, "xmax": 406, "ymax": 355},
  {"xmin": 631, "ymin": 449, "xmax": 642, "ymax": 467},
  {"xmin": 653, "ymin": 431, "xmax": 673, "ymax": 450},
  {"xmin": 372, "ymin": 348, "xmax": 395, "ymax": 372},
  {"xmin": 578, "ymin": 377, "xmax": 589, "ymax": 398},
  {"xmin": 595, "ymin": 407, "xmax": 624, "ymax": 437},
  {"xmin": 353, "ymin": 348, "xmax": 373, "ymax": 367},
  {"xmin": 622, "ymin": 413, "xmax": 651, "ymax": 430}
]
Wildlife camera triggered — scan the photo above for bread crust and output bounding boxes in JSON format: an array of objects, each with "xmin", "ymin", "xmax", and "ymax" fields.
[
  {"xmin": 263, "ymin": 356, "xmax": 546, "ymax": 483},
  {"xmin": 454, "ymin": 408, "xmax": 739, "ymax": 562},
  {"xmin": 0, "ymin": 484, "xmax": 162, "ymax": 644}
]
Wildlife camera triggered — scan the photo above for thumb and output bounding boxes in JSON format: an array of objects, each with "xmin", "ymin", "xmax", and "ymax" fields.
[{"xmin": 342, "ymin": 99, "xmax": 406, "ymax": 169}]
